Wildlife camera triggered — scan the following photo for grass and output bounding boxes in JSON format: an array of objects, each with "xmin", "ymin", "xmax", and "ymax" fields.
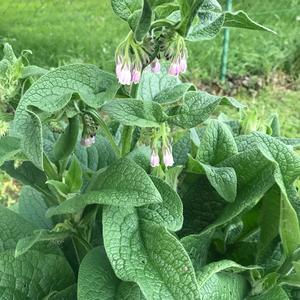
[{"xmin": 0, "ymin": 0, "xmax": 300, "ymax": 80}]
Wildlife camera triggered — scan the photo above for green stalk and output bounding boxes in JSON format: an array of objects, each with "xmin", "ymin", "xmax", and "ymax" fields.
[{"xmin": 121, "ymin": 125, "xmax": 134, "ymax": 157}]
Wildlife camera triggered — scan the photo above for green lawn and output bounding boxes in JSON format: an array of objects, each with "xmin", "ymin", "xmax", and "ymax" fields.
[{"xmin": 1, "ymin": 0, "xmax": 300, "ymax": 79}]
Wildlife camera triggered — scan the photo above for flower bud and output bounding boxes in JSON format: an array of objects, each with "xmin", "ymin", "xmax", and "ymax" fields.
[
  {"xmin": 150, "ymin": 150, "xmax": 160, "ymax": 167},
  {"xmin": 151, "ymin": 59, "xmax": 161, "ymax": 73},
  {"xmin": 163, "ymin": 146, "xmax": 174, "ymax": 167},
  {"xmin": 131, "ymin": 68, "xmax": 141, "ymax": 84},
  {"xmin": 80, "ymin": 134, "xmax": 96, "ymax": 147}
]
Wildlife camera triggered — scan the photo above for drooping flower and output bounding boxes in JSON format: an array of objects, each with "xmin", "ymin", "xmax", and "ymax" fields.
[
  {"xmin": 80, "ymin": 134, "xmax": 96, "ymax": 147},
  {"xmin": 131, "ymin": 65, "xmax": 142, "ymax": 84},
  {"xmin": 163, "ymin": 146, "xmax": 174, "ymax": 167},
  {"xmin": 151, "ymin": 58, "xmax": 161, "ymax": 73},
  {"xmin": 150, "ymin": 149, "xmax": 160, "ymax": 167},
  {"xmin": 168, "ymin": 60, "xmax": 180, "ymax": 76},
  {"xmin": 117, "ymin": 62, "xmax": 132, "ymax": 85}
]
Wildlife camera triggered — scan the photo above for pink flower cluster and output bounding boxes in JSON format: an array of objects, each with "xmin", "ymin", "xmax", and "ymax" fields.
[
  {"xmin": 116, "ymin": 57, "xmax": 142, "ymax": 85},
  {"xmin": 168, "ymin": 54, "xmax": 187, "ymax": 76},
  {"xmin": 150, "ymin": 145, "xmax": 174, "ymax": 168}
]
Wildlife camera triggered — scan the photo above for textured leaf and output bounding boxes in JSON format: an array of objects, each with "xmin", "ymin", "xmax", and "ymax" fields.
[
  {"xmin": 21, "ymin": 65, "xmax": 48, "ymax": 79},
  {"xmin": 181, "ymin": 230, "xmax": 214, "ymax": 270},
  {"xmin": 18, "ymin": 186, "xmax": 53, "ymax": 229},
  {"xmin": 0, "ymin": 205, "xmax": 35, "ymax": 252},
  {"xmin": 169, "ymin": 91, "xmax": 244, "ymax": 129},
  {"xmin": 103, "ymin": 206, "xmax": 199, "ymax": 299},
  {"xmin": 247, "ymin": 287, "xmax": 289, "ymax": 300},
  {"xmin": 224, "ymin": 10, "xmax": 276, "ymax": 34},
  {"xmin": 0, "ymin": 250, "xmax": 75, "ymax": 298},
  {"xmin": 172, "ymin": 131, "xmax": 192, "ymax": 165},
  {"xmin": 102, "ymin": 99, "xmax": 167, "ymax": 127},
  {"xmin": 78, "ymin": 247, "xmax": 145, "ymax": 300},
  {"xmin": 15, "ymin": 229, "xmax": 70, "ymax": 257},
  {"xmin": 75, "ymin": 134, "xmax": 117, "ymax": 172},
  {"xmin": 47, "ymin": 285, "xmax": 77, "ymax": 300},
  {"xmin": 153, "ymin": 83, "xmax": 194, "ymax": 104},
  {"xmin": 135, "ymin": 0, "xmax": 152, "ymax": 41},
  {"xmin": 137, "ymin": 64, "xmax": 180, "ymax": 101},
  {"xmin": 197, "ymin": 120, "xmax": 238, "ymax": 165},
  {"xmin": 111, "ymin": 0, "xmax": 142, "ymax": 20},
  {"xmin": 47, "ymin": 158, "xmax": 162, "ymax": 217},
  {"xmin": 138, "ymin": 176, "xmax": 183, "ymax": 231},
  {"xmin": 187, "ymin": 1, "xmax": 224, "ymax": 41},
  {"xmin": 1, "ymin": 161, "xmax": 49, "ymax": 194},
  {"xmin": 201, "ymin": 164, "xmax": 237, "ymax": 203},
  {"xmin": 154, "ymin": 3, "xmax": 179, "ymax": 19},
  {"xmin": 65, "ymin": 156, "xmax": 83, "ymax": 192},
  {"xmin": 0, "ymin": 136, "xmax": 20, "ymax": 166},
  {"xmin": 12, "ymin": 64, "xmax": 119, "ymax": 168},
  {"xmin": 198, "ymin": 273, "xmax": 249, "ymax": 300}
]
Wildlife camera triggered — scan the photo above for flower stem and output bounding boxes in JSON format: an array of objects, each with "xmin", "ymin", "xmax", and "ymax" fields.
[{"xmin": 121, "ymin": 125, "xmax": 134, "ymax": 157}]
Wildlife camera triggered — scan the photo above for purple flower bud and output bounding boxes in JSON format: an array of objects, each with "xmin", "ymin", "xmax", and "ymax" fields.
[
  {"xmin": 151, "ymin": 59, "xmax": 161, "ymax": 73},
  {"xmin": 117, "ymin": 63, "xmax": 132, "ymax": 85},
  {"xmin": 131, "ymin": 69, "xmax": 141, "ymax": 84},
  {"xmin": 163, "ymin": 147, "xmax": 174, "ymax": 167},
  {"xmin": 150, "ymin": 150, "xmax": 160, "ymax": 168},
  {"xmin": 169, "ymin": 62, "xmax": 180, "ymax": 76},
  {"xmin": 80, "ymin": 135, "xmax": 96, "ymax": 147}
]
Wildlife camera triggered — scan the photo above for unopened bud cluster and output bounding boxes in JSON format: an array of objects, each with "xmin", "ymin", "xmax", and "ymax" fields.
[{"xmin": 80, "ymin": 114, "xmax": 98, "ymax": 147}]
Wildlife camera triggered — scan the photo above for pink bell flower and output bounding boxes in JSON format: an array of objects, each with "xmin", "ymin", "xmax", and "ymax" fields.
[
  {"xmin": 150, "ymin": 150, "xmax": 160, "ymax": 168},
  {"xmin": 163, "ymin": 147, "xmax": 174, "ymax": 167},
  {"xmin": 151, "ymin": 59, "xmax": 161, "ymax": 73},
  {"xmin": 80, "ymin": 135, "xmax": 96, "ymax": 147}
]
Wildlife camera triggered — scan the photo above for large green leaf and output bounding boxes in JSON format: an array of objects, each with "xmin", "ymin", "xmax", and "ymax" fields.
[
  {"xmin": 137, "ymin": 64, "xmax": 180, "ymax": 101},
  {"xmin": 197, "ymin": 120, "xmax": 238, "ymax": 165},
  {"xmin": 18, "ymin": 186, "xmax": 53, "ymax": 229},
  {"xmin": 12, "ymin": 64, "xmax": 119, "ymax": 169},
  {"xmin": 103, "ymin": 206, "xmax": 199, "ymax": 299},
  {"xmin": 138, "ymin": 176, "xmax": 183, "ymax": 231},
  {"xmin": 0, "ymin": 136, "xmax": 20, "ymax": 166},
  {"xmin": 78, "ymin": 247, "xmax": 145, "ymax": 300},
  {"xmin": 47, "ymin": 158, "xmax": 162, "ymax": 217},
  {"xmin": 247, "ymin": 287, "xmax": 289, "ymax": 300},
  {"xmin": 0, "ymin": 205, "xmax": 35, "ymax": 252},
  {"xmin": 0, "ymin": 250, "xmax": 75, "ymax": 298},
  {"xmin": 224, "ymin": 10, "xmax": 276, "ymax": 34},
  {"xmin": 169, "ymin": 91, "xmax": 245, "ymax": 129},
  {"xmin": 101, "ymin": 99, "xmax": 167, "ymax": 127}
]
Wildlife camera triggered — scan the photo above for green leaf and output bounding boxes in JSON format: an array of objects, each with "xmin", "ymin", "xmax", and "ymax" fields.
[
  {"xmin": 246, "ymin": 287, "xmax": 289, "ymax": 300},
  {"xmin": 135, "ymin": 0, "xmax": 152, "ymax": 41},
  {"xmin": 138, "ymin": 176, "xmax": 183, "ymax": 231},
  {"xmin": 197, "ymin": 120, "xmax": 238, "ymax": 165},
  {"xmin": 75, "ymin": 134, "xmax": 117, "ymax": 172},
  {"xmin": 154, "ymin": 3, "xmax": 179, "ymax": 19},
  {"xmin": 101, "ymin": 99, "xmax": 167, "ymax": 127},
  {"xmin": 15, "ymin": 229, "xmax": 70, "ymax": 257},
  {"xmin": 223, "ymin": 10, "xmax": 276, "ymax": 34},
  {"xmin": 201, "ymin": 164, "xmax": 237, "ymax": 203},
  {"xmin": 0, "ymin": 136, "xmax": 20, "ymax": 166},
  {"xmin": 137, "ymin": 64, "xmax": 180, "ymax": 101},
  {"xmin": 47, "ymin": 285, "xmax": 77, "ymax": 300},
  {"xmin": 21, "ymin": 65, "xmax": 48, "ymax": 79},
  {"xmin": 111, "ymin": 0, "xmax": 142, "ymax": 21},
  {"xmin": 172, "ymin": 131, "xmax": 192, "ymax": 165},
  {"xmin": 47, "ymin": 158, "xmax": 162, "ymax": 217},
  {"xmin": 103, "ymin": 206, "xmax": 199, "ymax": 299},
  {"xmin": 78, "ymin": 247, "xmax": 145, "ymax": 300},
  {"xmin": 186, "ymin": 1, "xmax": 224, "ymax": 41},
  {"xmin": 18, "ymin": 186, "xmax": 53, "ymax": 229},
  {"xmin": 46, "ymin": 180, "xmax": 70, "ymax": 197},
  {"xmin": 257, "ymin": 186, "xmax": 281, "ymax": 264},
  {"xmin": 198, "ymin": 273, "xmax": 249, "ymax": 300},
  {"xmin": 0, "ymin": 205, "xmax": 35, "ymax": 252},
  {"xmin": 280, "ymin": 194, "xmax": 300, "ymax": 257},
  {"xmin": 196, "ymin": 259, "xmax": 257, "ymax": 287},
  {"xmin": 1, "ymin": 161, "xmax": 49, "ymax": 194},
  {"xmin": 65, "ymin": 156, "xmax": 83, "ymax": 192},
  {"xmin": 153, "ymin": 83, "xmax": 195, "ymax": 105},
  {"xmin": 0, "ymin": 250, "xmax": 75, "ymax": 298},
  {"xmin": 12, "ymin": 64, "xmax": 119, "ymax": 169},
  {"xmin": 169, "ymin": 91, "xmax": 244, "ymax": 129},
  {"xmin": 181, "ymin": 230, "xmax": 214, "ymax": 270},
  {"xmin": 165, "ymin": 165, "xmax": 183, "ymax": 190}
]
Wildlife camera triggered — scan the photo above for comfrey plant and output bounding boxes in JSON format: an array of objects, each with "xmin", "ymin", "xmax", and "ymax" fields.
[{"xmin": 0, "ymin": 1, "xmax": 299, "ymax": 299}]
